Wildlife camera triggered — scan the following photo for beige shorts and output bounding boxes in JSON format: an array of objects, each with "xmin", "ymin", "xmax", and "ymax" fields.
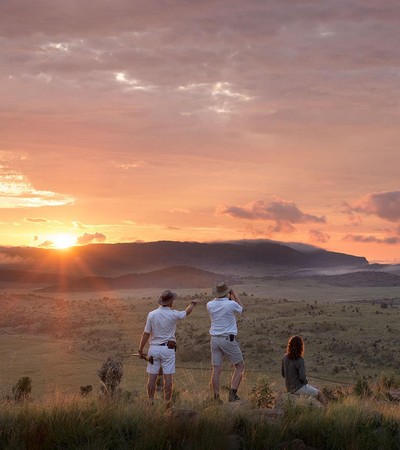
[
  {"xmin": 210, "ymin": 335, "xmax": 243, "ymax": 366},
  {"xmin": 147, "ymin": 345, "xmax": 176, "ymax": 375},
  {"xmin": 294, "ymin": 384, "xmax": 319, "ymax": 397}
]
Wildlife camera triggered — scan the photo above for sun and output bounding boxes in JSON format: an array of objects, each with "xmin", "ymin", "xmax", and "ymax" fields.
[{"xmin": 52, "ymin": 233, "xmax": 77, "ymax": 249}]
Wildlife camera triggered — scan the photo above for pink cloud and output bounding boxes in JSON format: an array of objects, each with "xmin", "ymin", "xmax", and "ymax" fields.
[
  {"xmin": 344, "ymin": 234, "xmax": 400, "ymax": 245},
  {"xmin": 76, "ymin": 232, "xmax": 106, "ymax": 245},
  {"xmin": 25, "ymin": 218, "xmax": 48, "ymax": 223},
  {"xmin": 309, "ymin": 229, "xmax": 330, "ymax": 244},
  {"xmin": 218, "ymin": 199, "xmax": 325, "ymax": 223},
  {"xmin": 218, "ymin": 199, "xmax": 325, "ymax": 235},
  {"xmin": 38, "ymin": 240, "xmax": 54, "ymax": 248},
  {"xmin": 344, "ymin": 191, "xmax": 400, "ymax": 222}
]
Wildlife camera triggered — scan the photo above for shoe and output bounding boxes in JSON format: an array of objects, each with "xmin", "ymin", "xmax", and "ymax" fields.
[{"xmin": 228, "ymin": 390, "xmax": 240, "ymax": 402}]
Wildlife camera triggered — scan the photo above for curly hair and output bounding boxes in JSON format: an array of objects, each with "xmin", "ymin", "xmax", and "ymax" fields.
[{"xmin": 287, "ymin": 335, "xmax": 304, "ymax": 360}]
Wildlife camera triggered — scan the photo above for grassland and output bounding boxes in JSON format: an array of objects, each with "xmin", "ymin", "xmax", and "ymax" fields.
[
  {"xmin": 0, "ymin": 278, "xmax": 399, "ymax": 400},
  {"xmin": 1, "ymin": 279, "xmax": 400, "ymax": 448}
]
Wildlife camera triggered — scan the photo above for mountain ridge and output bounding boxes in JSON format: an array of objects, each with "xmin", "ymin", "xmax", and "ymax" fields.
[{"xmin": 0, "ymin": 240, "xmax": 369, "ymax": 278}]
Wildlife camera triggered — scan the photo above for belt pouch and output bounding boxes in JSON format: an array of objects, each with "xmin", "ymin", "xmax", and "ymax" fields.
[{"xmin": 167, "ymin": 340, "xmax": 177, "ymax": 351}]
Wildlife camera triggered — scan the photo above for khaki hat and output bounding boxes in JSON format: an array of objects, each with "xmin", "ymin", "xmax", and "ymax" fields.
[
  {"xmin": 213, "ymin": 281, "xmax": 230, "ymax": 298},
  {"xmin": 158, "ymin": 289, "xmax": 177, "ymax": 305}
]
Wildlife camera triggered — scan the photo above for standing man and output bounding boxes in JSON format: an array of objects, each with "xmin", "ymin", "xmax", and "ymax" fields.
[
  {"xmin": 207, "ymin": 281, "xmax": 245, "ymax": 403},
  {"xmin": 138, "ymin": 289, "xmax": 197, "ymax": 405}
]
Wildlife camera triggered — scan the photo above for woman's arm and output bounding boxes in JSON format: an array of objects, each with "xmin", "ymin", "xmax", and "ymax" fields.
[{"xmin": 298, "ymin": 358, "xmax": 308, "ymax": 384}]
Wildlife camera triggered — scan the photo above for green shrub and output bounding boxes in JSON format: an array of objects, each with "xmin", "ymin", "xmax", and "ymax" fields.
[
  {"xmin": 248, "ymin": 375, "xmax": 275, "ymax": 408},
  {"xmin": 354, "ymin": 377, "xmax": 373, "ymax": 398},
  {"xmin": 377, "ymin": 372, "xmax": 400, "ymax": 390}
]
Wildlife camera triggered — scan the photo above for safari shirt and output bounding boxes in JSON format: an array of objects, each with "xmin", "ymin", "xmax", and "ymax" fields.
[
  {"xmin": 207, "ymin": 297, "xmax": 243, "ymax": 336},
  {"xmin": 144, "ymin": 306, "xmax": 186, "ymax": 345}
]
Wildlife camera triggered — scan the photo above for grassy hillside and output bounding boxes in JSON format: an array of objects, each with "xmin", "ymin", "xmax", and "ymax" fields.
[
  {"xmin": 1, "ymin": 384, "xmax": 399, "ymax": 449},
  {"xmin": 0, "ymin": 278, "xmax": 399, "ymax": 398},
  {"xmin": 0, "ymin": 279, "xmax": 399, "ymax": 448}
]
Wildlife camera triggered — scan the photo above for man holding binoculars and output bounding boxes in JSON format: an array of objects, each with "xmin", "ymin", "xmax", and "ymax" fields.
[{"xmin": 207, "ymin": 282, "xmax": 245, "ymax": 403}]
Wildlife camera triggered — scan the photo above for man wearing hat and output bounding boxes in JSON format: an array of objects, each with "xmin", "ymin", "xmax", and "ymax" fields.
[
  {"xmin": 138, "ymin": 289, "xmax": 197, "ymax": 404},
  {"xmin": 207, "ymin": 281, "xmax": 245, "ymax": 402}
]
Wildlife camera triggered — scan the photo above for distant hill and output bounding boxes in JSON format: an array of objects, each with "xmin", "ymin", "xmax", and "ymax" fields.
[
  {"xmin": 37, "ymin": 266, "xmax": 238, "ymax": 293},
  {"xmin": 0, "ymin": 240, "xmax": 369, "ymax": 278},
  {"xmin": 311, "ymin": 271, "xmax": 400, "ymax": 287}
]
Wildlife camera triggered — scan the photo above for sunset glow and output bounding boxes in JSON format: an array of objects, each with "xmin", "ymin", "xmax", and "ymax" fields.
[
  {"xmin": 1, "ymin": 1, "xmax": 400, "ymax": 262},
  {"xmin": 51, "ymin": 234, "xmax": 77, "ymax": 249}
]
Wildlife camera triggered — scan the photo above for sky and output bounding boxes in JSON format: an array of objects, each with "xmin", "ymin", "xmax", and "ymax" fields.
[{"xmin": 1, "ymin": 0, "xmax": 400, "ymax": 262}]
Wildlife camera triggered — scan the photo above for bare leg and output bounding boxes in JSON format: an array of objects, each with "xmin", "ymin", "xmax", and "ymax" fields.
[
  {"xmin": 163, "ymin": 374, "xmax": 173, "ymax": 403},
  {"xmin": 231, "ymin": 360, "xmax": 245, "ymax": 390},
  {"xmin": 211, "ymin": 365, "xmax": 223, "ymax": 396},
  {"xmin": 147, "ymin": 374, "xmax": 158, "ymax": 399}
]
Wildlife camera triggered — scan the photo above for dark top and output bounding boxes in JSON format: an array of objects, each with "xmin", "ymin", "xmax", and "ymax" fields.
[{"xmin": 281, "ymin": 354, "xmax": 308, "ymax": 393}]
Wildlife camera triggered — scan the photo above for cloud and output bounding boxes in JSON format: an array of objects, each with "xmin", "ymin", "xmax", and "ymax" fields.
[
  {"xmin": 309, "ymin": 229, "xmax": 330, "ymax": 244},
  {"xmin": 113, "ymin": 160, "xmax": 144, "ymax": 170},
  {"xmin": 25, "ymin": 217, "xmax": 48, "ymax": 223},
  {"xmin": 38, "ymin": 240, "xmax": 55, "ymax": 248},
  {"xmin": 343, "ymin": 191, "xmax": 400, "ymax": 222},
  {"xmin": 0, "ymin": 166, "xmax": 74, "ymax": 208},
  {"xmin": 344, "ymin": 234, "xmax": 400, "ymax": 245},
  {"xmin": 76, "ymin": 232, "xmax": 106, "ymax": 245},
  {"xmin": 218, "ymin": 199, "xmax": 325, "ymax": 224},
  {"xmin": 72, "ymin": 221, "xmax": 88, "ymax": 229}
]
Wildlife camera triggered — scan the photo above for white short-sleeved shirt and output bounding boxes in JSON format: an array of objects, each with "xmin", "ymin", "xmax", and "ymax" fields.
[
  {"xmin": 206, "ymin": 297, "xmax": 243, "ymax": 336},
  {"xmin": 144, "ymin": 306, "xmax": 186, "ymax": 345}
]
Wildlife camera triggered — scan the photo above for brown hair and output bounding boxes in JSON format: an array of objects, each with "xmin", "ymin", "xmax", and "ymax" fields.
[{"xmin": 287, "ymin": 335, "xmax": 304, "ymax": 360}]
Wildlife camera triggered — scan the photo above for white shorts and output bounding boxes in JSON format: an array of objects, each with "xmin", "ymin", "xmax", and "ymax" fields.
[
  {"xmin": 294, "ymin": 384, "xmax": 319, "ymax": 397},
  {"xmin": 211, "ymin": 335, "xmax": 243, "ymax": 366},
  {"xmin": 147, "ymin": 345, "xmax": 176, "ymax": 375}
]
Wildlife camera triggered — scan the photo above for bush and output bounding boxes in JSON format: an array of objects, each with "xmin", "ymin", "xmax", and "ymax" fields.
[
  {"xmin": 322, "ymin": 385, "xmax": 351, "ymax": 402},
  {"xmin": 248, "ymin": 375, "xmax": 275, "ymax": 408},
  {"xmin": 80, "ymin": 385, "xmax": 93, "ymax": 397},
  {"xmin": 354, "ymin": 377, "xmax": 373, "ymax": 398},
  {"xmin": 12, "ymin": 376, "xmax": 32, "ymax": 402},
  {"xmin": 97, "ymin": 357, "xmax": 123, "ymax": 397},
  {"xmin": 377, "ymin": 372, "xmax": 400, "ymax": 390}
]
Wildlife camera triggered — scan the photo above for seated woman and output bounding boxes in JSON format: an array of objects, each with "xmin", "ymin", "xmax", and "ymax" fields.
[{"xmin": 281, "ymin": 335, "xmax": 326, "ymax": 404}]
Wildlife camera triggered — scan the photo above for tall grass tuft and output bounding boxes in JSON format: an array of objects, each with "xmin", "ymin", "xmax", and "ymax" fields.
[{"xmin": 0, "ymin": 389, "xmax": 399, "ymax": 449}]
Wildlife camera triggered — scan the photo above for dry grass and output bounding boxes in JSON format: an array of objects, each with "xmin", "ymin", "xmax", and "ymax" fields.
[{"xmin": 0, "ymin": 278, "xmax": 399, "ymax": 399}]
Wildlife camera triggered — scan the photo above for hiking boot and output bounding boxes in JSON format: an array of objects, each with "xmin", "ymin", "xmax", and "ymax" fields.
[{"xmin": 228, "ymin": 389, "xmax": 240, "ymax": 402}]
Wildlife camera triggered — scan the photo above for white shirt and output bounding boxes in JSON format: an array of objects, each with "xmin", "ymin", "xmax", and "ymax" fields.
[
  {"xmin": 144, "ymin": 306, "xmax": 187, "ymax": 345},
  {"xmin": 206, "ymin": 297, "xmax": 243, "ymax": 336}
]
